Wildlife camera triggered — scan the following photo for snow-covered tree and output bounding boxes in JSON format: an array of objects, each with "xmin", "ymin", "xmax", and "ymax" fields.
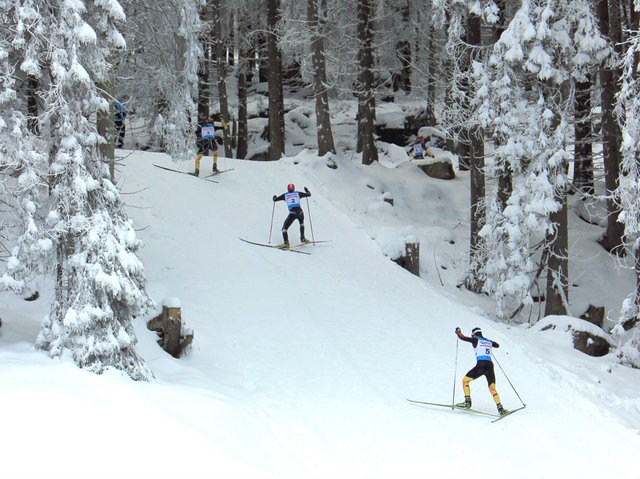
[
  {"xmin": 116, "ymin": 0, "xmax": 203, "ymax": 161},
  {"xmin": 0, "ymin": 1, "xmax": 49, "ymax": 298},
  {"xmin": 477, "ymin": 0, "xmax": 607, "ymax": 318},
  {"xmin": 6, "ymin": 0, "xmax": 154, "ymax": 380},
  {"xmin": 613, "ymin": 3, "xmax": 640, "ymax": 367}
]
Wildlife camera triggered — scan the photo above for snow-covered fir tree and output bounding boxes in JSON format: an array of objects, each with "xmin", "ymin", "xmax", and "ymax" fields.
[
  {"xmin": 476, "ymin": 0, "xmax": 608, "ymax": 318},
  {"xmin": 613, "ymin": 5, "xmax": 640, "ymax": 367},
  {"xmin": 117, "ymin": 0, "xmax": 202, "ymax": 161},
  {"xmin": 0, "ymin": 1, "xmax": 49, "ymax": 298},
  {"xmin": 14, "ymin": 0, "xmax": 153, "ymax": 380}
]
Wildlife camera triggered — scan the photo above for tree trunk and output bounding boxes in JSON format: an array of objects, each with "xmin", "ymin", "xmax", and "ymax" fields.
[
  {"xmin": 573, "ymin": 76, "xmax": 594, "ymax": 194},
  {"xmin": 213, "ymin": 0, "xmax": 233, "ymax": 158},
  {"xmin": 393, "ymin": 1, "xmax": 412, "ymax": 93},
  {"xmin": 26, "ymin": 75, "xmax": 40, "ymax": 135},
  {"xmin": 237, "ymin": 56, "xmax": 249, "ymax": 159},
  {"xmin": 308, "ymin": 0, "xmax": 336, "ymax": 156},
  {"xmin": 197, "ymin": 2, "xmax": 212, "ymax": 127},
  {"xmin": 97, "ymin": 79, "xmax": 115, "ymax": 182},
  {"xmin": 425, "ymin": 19, "xmax": 437, "ymax": 126},
  {"xmin": 465, "ymin": 13, "xmax": 485, "ymax": 293},
  {"xmin": 356, "ymin": 0, "xmax": 378, "ymax": 165},
  {"xmin": 597, "ymin": 0, "xmax": 625, "ymax": 255},
  {"xmin": 545, "ymin": 84, "xmax": 570, "ymax": 317},
  {"xmin": 267, "ymin": 0, "xmax": 285, "ymax": 161},
  {"xmin": 545, "ymin": 193, "xmax": 569, "ymax": 316}
]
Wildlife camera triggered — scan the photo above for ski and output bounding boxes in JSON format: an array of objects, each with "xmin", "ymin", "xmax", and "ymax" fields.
[
  {"xmin": 238, "ymin": 237, "xmax": 310, "ymax": 255},
  {"xmin": 205, "ymin": 168, "xmax": 234, "ymax": 178},
  {"xmin": 153, "ymin": 164, "xmax": 219, "ymax": 183},
  {"xmin": 293, "ymin": 240, "xmax": 332, "ymax": 247},
  {"xmin": 406, "ymin": 399, "xmax": 500, "ymax": 418},
  {"xmin": 491, "ymin": 405, "xmax": 526, "ymax": 423}
]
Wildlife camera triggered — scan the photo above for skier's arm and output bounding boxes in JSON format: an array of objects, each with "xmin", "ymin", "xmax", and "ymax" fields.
[
  {"xmin": 455, "ymin": 328, "xmax": 473, "ymax": 344},
  {"xmin": 492, "ymin": 341, "xmax": 500, "ymax": 348},
  {"xmin": 299, "ymin": 186, "xmax": 311, "ymax": 198},
  {"xmin": 273, "ymin": 193, "xmax": 285, "ymax": 202}
]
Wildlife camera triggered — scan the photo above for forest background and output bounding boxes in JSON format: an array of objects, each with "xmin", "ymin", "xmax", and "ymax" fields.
[{"xmin": 1, "ymin": 0, "xmax": 640, "ymax": 378}]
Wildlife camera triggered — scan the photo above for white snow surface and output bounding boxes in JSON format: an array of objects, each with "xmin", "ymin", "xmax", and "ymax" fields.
[{"xmin": 1, "ymin": 148, "xmax": 639, "ymax": 479}]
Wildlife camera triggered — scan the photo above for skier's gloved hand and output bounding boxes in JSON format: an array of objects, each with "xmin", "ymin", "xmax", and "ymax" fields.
[
  {"xmin": 273, "ymin": 195, "xmax": 277, "ymax": 201},
  {"xmin": 455, "ymin": 327, "xmax": 461, "ymax": 334},
  {"xmin": 304, "ymin": 186, "xmax": 310, "ymax": 193}
]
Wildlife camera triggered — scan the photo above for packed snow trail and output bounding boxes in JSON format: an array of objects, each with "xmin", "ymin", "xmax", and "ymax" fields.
[
  {"xmin": 0, "ymin": 150, "xmax": 638, "ymax": 479},
  {"xmin": 122, "ymin": 152, "xmax": 640, "ymax": 478}
]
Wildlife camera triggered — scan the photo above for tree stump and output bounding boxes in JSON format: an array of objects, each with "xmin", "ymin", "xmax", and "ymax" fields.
[
  {"xmin": 147, "ymin": 305, "xmax": 193, "ymax": 358},
  {"xmin": 580, "ymin": 304, "xmax": 605, "ymax": 328},
  {"xmin": 392, "ymin": 240, "xmax": 420, "ymax": 277}
]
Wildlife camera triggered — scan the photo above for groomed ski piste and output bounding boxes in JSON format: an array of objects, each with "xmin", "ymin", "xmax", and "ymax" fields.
[{"xmin": 1, "ymin": 147, "xmax": 640, "ymax": 479}]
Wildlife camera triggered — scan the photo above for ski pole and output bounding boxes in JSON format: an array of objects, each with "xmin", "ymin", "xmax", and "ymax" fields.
[
  {"xmin": 492, "ymin": 352, "xmax": 526, "ymax": 407},
  {"xmin": 452, "ymin": 337, "xmax": 459, "ymax": 409},
  {"xmin": 268, "ymin": 201, "xmax": 276, "ymax": 244},
  {"xmin": 305, "ymin": 196, "xmax": 315, "ymax": 243}
]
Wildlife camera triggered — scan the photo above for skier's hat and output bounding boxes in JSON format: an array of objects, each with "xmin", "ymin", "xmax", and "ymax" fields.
[{"xmin": 471, "ymin": 327, "xmax": 482, "ymax": 337}]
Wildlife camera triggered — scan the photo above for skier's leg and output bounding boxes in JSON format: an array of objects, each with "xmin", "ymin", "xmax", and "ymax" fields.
[
  {"xmin": 486, "ymin": 364, "xmax": 505, "ymax": 414},
  {"xmin": 281, "ymin": 212, "xmax": 296, "ymax": 246},
  {"xmin": 458, "ymin": 365, "xmax": 481, "ymax": 408},
  {"xmin": 297, "ymin": 210, "xmax": 307, "ymax": 242},
  {"xmin": 195, "ymin": 154, "xmax": 203, "ymax": 176}
]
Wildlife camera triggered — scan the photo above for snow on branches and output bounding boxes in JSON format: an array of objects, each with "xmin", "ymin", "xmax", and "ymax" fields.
[
  {"xmin": 1, "ymin": 0, "xmax": 152, "ymax": 380},
  {"xmin": 474, "ymin": 0, "xmax": 606, "ymax": 318}
]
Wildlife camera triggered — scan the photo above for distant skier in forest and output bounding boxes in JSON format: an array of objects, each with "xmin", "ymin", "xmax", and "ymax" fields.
[
  {"xmin": 114, "ymin": 95, "xmax": 130, "ymax": 148},
  {"xmin": 408, "ymin": 136, "xmax": 434, "ymax": 160},
  {"xmin": 455, "ymin": 327, "xmax": 507, "ymax": 416},
  {"xmin": 273, "ymin": 184, "xmax": 311, "ymax": 248},
  {"xmin": 194, "ymin": 121, "xmax": 219, "ymax": 176}
]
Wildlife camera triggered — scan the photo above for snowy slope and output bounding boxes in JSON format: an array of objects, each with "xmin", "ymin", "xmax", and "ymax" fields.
[{"xmin": 0, "ymin": 150, "xmax": 639, "ymax": 479}]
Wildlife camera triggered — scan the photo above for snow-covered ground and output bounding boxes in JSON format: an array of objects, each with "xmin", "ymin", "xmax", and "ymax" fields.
[{"xmin": 1, "ymin": 127, "xmax": 640, "ymax": 478}]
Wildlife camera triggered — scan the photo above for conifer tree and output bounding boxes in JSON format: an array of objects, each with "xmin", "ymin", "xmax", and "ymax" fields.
[
  {"xmin": 10, "ymin": 0, "xmax": 153, "ymax": 380},
  {"xmin": 478, "ymin": 0, "xmax": 607, "ymax": 318}
]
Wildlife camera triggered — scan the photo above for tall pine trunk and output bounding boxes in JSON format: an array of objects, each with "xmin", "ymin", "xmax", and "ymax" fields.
[
  {"xmin": 308, "ymin": 0, "xmax": 335, "ymax": 156},
  {"xmin": 597, "ymin": 0, "xmax": 625, "ymax": 255},
  {"xmin": 545, "ymin": 194, "xmax": 569, "ymax": 316},
  {"xmin": 213, "ymin": 0, "xmax": 232, "ymax": 158},
  {"xmin": 97, "ymin": 79, "xmax": 115, "ymax": 181},
  {"xmin": 267, "ymin": 0, "xmax": 285, "ymax": 161},
  {"xmin": 545, "ymin": 85, "xmax": 570, "ymax": 316},
  {"xmin": 236, "ymin": 46, "xmax": 249, "ymax": 159},
  {"xmin": 573, "ymin": 76, "xmax": 594, "ymax": 194},
  {"xmin": 465, "ymin": 13, "xmax": 485, "ymax": 293},
  {"xmin": 356, "ymin": 0, "xmax": 378, "ymax": 165},
  {"xmin": 197, "ymin": 2, "xmax": 212, "ymax": 127}
]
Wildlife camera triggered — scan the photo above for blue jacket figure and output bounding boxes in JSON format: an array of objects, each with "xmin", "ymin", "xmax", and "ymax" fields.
[
  {"xmin": 455, "ymin": 327, "xmax": 507, "ymax": 416},
  {"xmin": 273, "ymin": 184, "xmax": 312, "ymax": 248},
  {"xmin": 114, "ymin": 96, "xmax": 130, "ymax": 148}
]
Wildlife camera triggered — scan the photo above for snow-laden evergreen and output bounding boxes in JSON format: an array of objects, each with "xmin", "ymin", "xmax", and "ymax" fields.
[
  {"xmin": 117, "ymin": 0, "xmax": 202, "ymax": 161},
  {"xmin": 614, "ymin": 10, "xmax": 640, "ymax": 367},
  {"xmin": 0, "ymin": 2, "xmax": 49, "ymax": 299},
  {"xmin": 475, "ymin": 0, "xmax": 608, "ymax": 317},
  {"xmin": 1, "ymin": 0, "xmax": 152, "ymax": 379}
]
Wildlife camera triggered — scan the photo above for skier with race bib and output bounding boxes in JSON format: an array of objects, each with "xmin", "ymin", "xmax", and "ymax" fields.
[
  {"xmin": 455, "ymin": 327, "xmax": 507, "ymax": 416},
  {"xmin": 194, "ymin": 122, "xmax": 219, "ymax": 176},
  {"xmin": 273, "ymin": 184, "xmax": 311, "ymax": 248},
  {"xmin": 408, "ymin": 136, "xmax": 434, "ymax": 160}
]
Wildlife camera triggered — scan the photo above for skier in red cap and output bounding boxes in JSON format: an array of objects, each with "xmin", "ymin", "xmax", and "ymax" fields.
[{"xmin": 272, "ymin": 184, "xmax": 311, "ymax": 248}]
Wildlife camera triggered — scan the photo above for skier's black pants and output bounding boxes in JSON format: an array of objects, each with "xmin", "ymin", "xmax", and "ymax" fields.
[
  {"xmin": 464, "ymin": 360, "xmax": 496, "ymax": 386},
  {"xmin": 282, "ymin": 207, "xmax": 305, "ymax": 243},
  {"xmin": 115, "ymin": 119, "xmax": 126, "ymax": 147}
]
